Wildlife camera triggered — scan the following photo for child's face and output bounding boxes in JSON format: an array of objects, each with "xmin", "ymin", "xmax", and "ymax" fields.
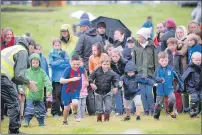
[
  {"xmin": 71, "ymin": 60, "xmax": 80, "ymax": 70},
  {"xmin": 167, "ymin": 43, "xmax": 177, "ymax": 52},
  {"xmin": 127, "ymin": 41, "xmax": 135, "ymax": 48},
  {"xmin": 101, "ymin": 61, "xmax": 110, "ymax": 71},
  {"xmin": 29, "ymin": 45, "xmax": 35, "ymax": 54},
  {"xmin": 35, "ymin": 46, "xmax": 41, "ymax": 54},
  {"xmin": 53, "ymin": 42, "xmax": 61, "ymax": 50},
  {"xmin": 192, "ymin": 55, "xmax": 201, "ymax": 65},
  {"xmin": 32, "ymin": 58, "xmax": 40, "ymax": 68},
  {"xmin": 127, "ymin": 72, "xmax": 135, "ymax": 76},
  {"xmin": 111, "ymin": 52, "xmax": 120, "ymax": 63},
  {"xmin": 176, "ymin": 28, "xmax": 184, "ymax": 39},
  {"xmin": 158, "ymin": 58, "xmax": 169, "ymax": 67},
  {"xmin": 187, "ymin": 38, "xmax": 195, "ymax": 47},
  {"xmin": 189, "ymin": 23, "xmax": 198, "ymax": 33},
  {"xmin": 92, "ymin": 46, "xmax": 99, "ymax": 56},
  {"xmin": 107, "ymin": 47, "xmax": 113, "ymax": 57}
]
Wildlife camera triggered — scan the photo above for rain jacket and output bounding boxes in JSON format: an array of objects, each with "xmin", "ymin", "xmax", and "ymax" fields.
[
  {"xmin": 60, "ymin": 24, "xmax": 78, "ymax": 56},
  {"xmin": 24, "ymin": 53, "xmax": 53, "ymax": 101},
  {"xmin": 48, "ymin": 49, "xmax": 70, "ymax": 82},
  {"xmin": 120, "ymin": 61, "xmax": 155, "ymax": 100}
]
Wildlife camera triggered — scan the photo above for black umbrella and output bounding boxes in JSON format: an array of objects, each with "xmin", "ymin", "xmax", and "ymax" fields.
[{"xmin": 91, "ymin": 16, "xmax": 132, "ymax": 41}]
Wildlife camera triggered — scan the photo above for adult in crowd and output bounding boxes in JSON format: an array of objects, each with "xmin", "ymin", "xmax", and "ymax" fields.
[
  {"xmin": 142, "ymin": 16, "xmax": 154, "ymax": 39},
  {"xmin": 113, "ymin": 29, "xmax": 126, "ymax": 52},
  {"xmin": 1, "ymin": 27, "xmax": 16, "ymax": 50},
  {"xmin": 153, "ymin": 22, "xmax": 166, "ymax": 47},
  {"xmin": 187, "ymin": 20, "xmax": 200, "ymax": 35},
  {"xmin": 97, "ymin": 22, "xmax": 114, "ymax": 44},
  {"xmin": 1, "ymin": 37, "xmax": 37, "ymax": 134},
  {"xmin": 75, "ymin": 19, "xmax": 103, "ymax": 73},
  {"xmin": 160, "ymin": 18, "xmax": 177, "ymax": 51},
  {"xmin": 60, "ymin": 24, "xmax": 78, "ymax": 56},
  {"xmin": 132, "ymin": 27, "xmax": 158, "ymax": 116}
]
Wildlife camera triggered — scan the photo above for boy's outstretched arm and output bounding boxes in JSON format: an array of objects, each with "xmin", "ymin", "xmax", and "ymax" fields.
[
  {"xmin": 173, "ymin": 70, "xmax": 184, "ymax": 92},
  {"xmin": 89, "ymin": 70, "xmax": 97, "ymax": 90}
]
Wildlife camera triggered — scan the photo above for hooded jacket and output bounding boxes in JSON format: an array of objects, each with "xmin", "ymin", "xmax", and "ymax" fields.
[
  {"xmin": 48, "ymin": 48, "xmax": 70, "ymax": 82},
  {"xmin": 24, "ymin": 53, "xmax": 53, "ymax": 101},
  {"xmin": 160, "ymin": 28, "xmax": 176, "ymax": 51},
  {"xmin": 75, "ymin": 28, "xmax": 103, "ymax": 71},
  {"xmin": 175, "ymin": 26, "xmax": 188, "ymax": 41},
  {"xmin": 188, "ymin": 44, "xmax": 202, "ymax": 64},
  {"xmin": 60, "ymin": 24, "xmax": 78, "ymax": 56},
  {"xmin": 120, "ymin": 61, "xmax": 155, "ymax": 100},
  {"xmin": 182, "ymin": 63, "xmax": 202, "ymax": 94},
  {"xmin": 39, "ymin": 53, "xmax": 49, "ymax": 77}
]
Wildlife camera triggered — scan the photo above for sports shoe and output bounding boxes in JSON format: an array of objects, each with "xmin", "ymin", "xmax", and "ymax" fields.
[
  {"xmin": 23, "ymin": 122, "xmax": 29, "ymax": 127},
  {"xmin": 39, "ymin": 123, "xmax": 45, "ymax": 126},
  {"xmin": 136, "ymin": 116, "xmax": 141, "ymax": 121},
  {"xmin": 53, "ymin": 114, "xmax": 59, "ymax": 118},
  {"xmin": 63, "ymin": 121, "xmax": 68, "ymax": 125},
  {"xmin": 115, "ymin": 113, "xmax": 121, "ymax": 116},
  {"xmin": 122, "ymin": 116, "xmax": 130, "ymax": 121},
  {"xmin": 169, "ymin": 112, "xmax": 176, "ymax": 118},
  {"xmin": 75, "ymin": 114, "xmax": 80, "ymax": 122}
]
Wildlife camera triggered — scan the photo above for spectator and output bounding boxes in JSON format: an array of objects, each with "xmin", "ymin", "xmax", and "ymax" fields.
[
  {"xmin": 154, "ymin": 22, "xmax": 166, "ymax": 47},
  {"xmin": 122, "ymin": 37, "xmax": 136, "ymax": 61},
  {"xmin": 113, "ymin": 29, "xmax": 126, "ymax": 52},
  {"xmin": 142, "ymin": 16, "xmax": 154, "ymax": 39},
  {"xmin": 97, "ymin": 22, "xmax": 114, "ymax": 44},
  {"xmin": 187, "ymin": 20, "xmax": 200, "ymax": 35},
  {"xmin": 75, "ymin": 19, "xmax": 103, "ymax": 73},
  {"xmin": 1, "ymin": 27, "xmax": 16, "ymax": 50},
  {"xmin": 60, "ymin": 24, "xmax": 78, "ymax": 56},
  {"xmin": 160, "ymin": 18, "xmax": 177, "ymax": 51}
]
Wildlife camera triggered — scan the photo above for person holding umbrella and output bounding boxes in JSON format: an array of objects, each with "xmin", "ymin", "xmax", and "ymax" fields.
[{"xmin": 97, "ymin": 22, "xmax": 114, "ymax": 44}]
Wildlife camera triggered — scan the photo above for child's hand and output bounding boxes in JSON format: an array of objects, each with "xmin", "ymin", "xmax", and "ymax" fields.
[
  {"xmin": 90, "ymin": 83, "xmax": 97, "ymax": 90},
  {"xmin": 84, "ymin": 81, "xmax": 89, "ymax": 87},
  {"xmin": 153, "ymin": 83, "xmax": 158, "ymax": 87},
  {"xmin": 19, "ymin": 88, "xmax": 24, "ymax": 94},
  {"xmin": 113, "ymin": 88, "xmax": 118, "ymax": 94},
  {"xmin": 119, "ymin": 81, "xmax": 123, "ymax": 87},
  {"xmin": 72, "ymin": 77, "xmax": 81, "ymax": 82},
  {"xmin": 47, "ymin": 92, "xmax": 52, "ymax": 96}
]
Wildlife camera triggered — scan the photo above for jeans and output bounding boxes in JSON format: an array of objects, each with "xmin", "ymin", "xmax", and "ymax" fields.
[
  {"xmin": 95, "ymin": 92, "xmax": 112, "ymax": 114},
  {"xmin": 78, "ymin": 96, "xmax": 87, "ymax": 118}
]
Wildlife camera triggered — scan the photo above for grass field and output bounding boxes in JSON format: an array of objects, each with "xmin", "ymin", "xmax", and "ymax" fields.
[
  {"xmin": 1, "ymin": 110, "xmax": 201, "ymax": 134},
  {"xmin": 1, "ymin": 3, "xmax": 200, "ymax": 134},
  {"xmin": 2, "ymin": 4, "xmax": 194, "ymax": 57}
]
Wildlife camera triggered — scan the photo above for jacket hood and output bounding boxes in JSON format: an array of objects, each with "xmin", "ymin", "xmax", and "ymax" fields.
[
  {"xmin": 15, "ymin": 36, "xmax": 29, "ymax": 51},
  {"xmin": 124, "ymin": 60, "xmax": 138, "ymax": 74},
  {"xmin": 175, "ymin": 26, "xmax": 188, "ymax": 41},
  {"xmin": 60, "ymin": 24, "xmax": 73, "ymax": 42},
  {"xmin": 188, "ymin": 63, "xmax": 201, "ymax": 72},
  {"xmin": 29, "ymin": 53, "xmax": 41, "ymax": 68},
  {"xmin": 85, "ymin": 28, "xmax": 98, "ymax": 36}
]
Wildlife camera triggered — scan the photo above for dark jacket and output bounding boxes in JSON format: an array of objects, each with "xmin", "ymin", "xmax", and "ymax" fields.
[
  {"xmin": 113, "ymin": 40, "xmax": 125, "ymax": 48},
  {"xmin": 166, "ymin": 49, "xmax": 183, "ymax": 75},
  {"xmin": 154, "ymin": 65, "xmax": 184, "ymax": 96},
  {"xmin": 111, "ymin": 57, "xmax": 128, "ymax": 76},
  {"xmin": 75, "ymin": 28, "xmax": 103, "ymax": 71},
  {"xmin": 182, "ymin": 64, "xmax": 202, "ymax": 94},
  {"xmin": 122, "ymin": 47, "xmax": 132, "ymax": 61},
  {"xmin": 100, "ymin": 34, "xmax": 114, "ymax": 44},
  {"xmin": 120, "ymin": 61, "xmax": 155, "ymax": 100},
  {"xmin": 160, "ymin": 28, "xmax": 176, "ymax": 51},
  {"xmin": 132, "ymin": 40, "xmax": 158, "ymax": 77},
  {"xmin": 187, "ymin": 44, "xmax": 202, "ymax": 64},
  {"xmin": 89, "ymin": 67, "xmax": 119, "ymax": 95}
]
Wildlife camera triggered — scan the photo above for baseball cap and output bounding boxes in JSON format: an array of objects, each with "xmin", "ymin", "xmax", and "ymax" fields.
[{"xmin": 127, "ymin": 37, "xmax": 135, "ymax": 42}]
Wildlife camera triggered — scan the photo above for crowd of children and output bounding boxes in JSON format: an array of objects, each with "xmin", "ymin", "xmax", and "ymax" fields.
[{"xmin": 1, "ymin": 17, "xmax": 202, "ymax": 129}]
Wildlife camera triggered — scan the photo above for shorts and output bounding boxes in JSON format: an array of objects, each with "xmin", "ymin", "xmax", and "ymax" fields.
[
  {"xmin": 124, "ymin": 95, "xmax": 141, "ymax": 109},
  {"xmin": 62, "ymin": 90, "xmax": 80, "ymax": 106}
]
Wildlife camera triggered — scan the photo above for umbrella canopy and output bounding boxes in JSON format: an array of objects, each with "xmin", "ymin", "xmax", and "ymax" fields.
[{"xmin": 91, "ymin": 16, "xmax": 132, "ymax": 40}]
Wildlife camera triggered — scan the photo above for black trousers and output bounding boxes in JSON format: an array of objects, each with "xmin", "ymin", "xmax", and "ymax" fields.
[
  {"xmin": 51, "ymin": 82, "xmax": 64, "ymax": 116},
  {"xmin": 1, "ymin": 75, "xmax": 21, "ymax": 132}
]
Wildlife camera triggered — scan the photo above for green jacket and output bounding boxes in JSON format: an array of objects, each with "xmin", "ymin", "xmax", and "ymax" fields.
[
  {"xmin": 60, "ymin": 24, "xmax": 78, "ymax": 57},
  {"xmin": 132, "ymin": 40, "xmax": 158, "ymax": 77},
  {"xmin": 23, "ymin": 53, "xmax": 53, "ymax": 101}
]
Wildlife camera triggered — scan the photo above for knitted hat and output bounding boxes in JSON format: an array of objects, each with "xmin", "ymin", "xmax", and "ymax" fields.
[
  {"xmin": 165, "ymin": 18, "xmax": 176, "ymax": 28},
  {"xmin": 136, "ymin": 27, "xmax": 152, "ymax": 40}
]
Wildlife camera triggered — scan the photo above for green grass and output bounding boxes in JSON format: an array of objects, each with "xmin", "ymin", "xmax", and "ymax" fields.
[
  {"xmin": 2, "ymin": 4, "xmax": 194, "ymax": 57},
  {"xmin": 1, "ymin": 110, "xmax": 201, "ymax": 134}
]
